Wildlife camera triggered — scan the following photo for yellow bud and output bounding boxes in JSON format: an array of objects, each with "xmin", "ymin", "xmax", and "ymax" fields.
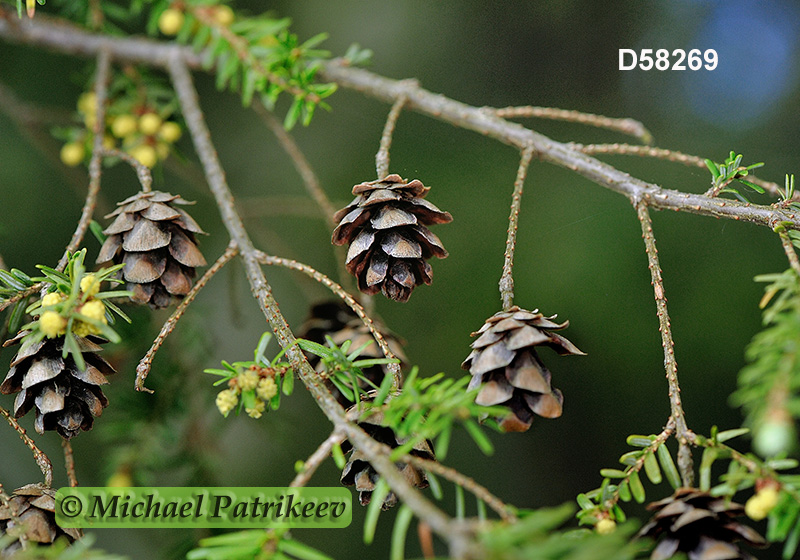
[
  {"xmin": 216, "ymin": 389, "xmax": 238, "ymax": 417},
  {"xmin": 111, "ymin": 114, "xmax": 138, "ymax": 138},
  {"xmin": 213, "ymin": 5, "xmax": 234, "ymax": 26},
  {"xmin": 595, "ymin": 518, "xmax": 616, "ymax": 535},
  {"xmin": 138, "ymin": 113, "xmax": 163, "ymax": 136},
  {"xmin": 237, "ymin": 370, "xmax": 260, "ymax": 392},
  {"xmin": 156, "ymin": 142, "xmax": 171, "ymax": 160},
  {"xmin": 41, "ymin": 292, "xmax": 64, "ymax": 307},
  {"xmin": 246, "ymin": 398, "xmax": 266, "ymax": 419},
  {"xmin": 39, "ymin": 310, "xmax": 66, "ymax": 338},
  {"xmin": 103, "ymin": 135, "xmax": 116, "ymax": 150},
  {"xmin": 158, "ymin": 121, "xmax": 182, "ymax": 143},
  {"xmin": 746, "ymin": 487, "xmax": 780, "ymax": 521},
  {"xmin": 158, "ymin": 8, "xmax": 185, "ymax": 36},
  {"xmin": 256, "ymin": 377, "xmax": 278, "ymax": 401},
  {"xmin": 80, "ymin": 299, "xmax": 107, "ymax": 323},
  {"xmin": 84, "ymin": 113, "xmax": 97, "ymax": 131},
  {"xmin": 80, "ymin": 273, "xmax": 101, "ymax": 297},
  {"xmin": 77, "ymin": 92, "xmax": 97, "ymax": 115},
  {"xmin": 60, "ymin": 142, "xmax": 85, "ymax": 167},
  {"xmin": 72, "ymin": 321, "xmax": 92, "ymax": 337},
  {"xmin": 128, "ymin": 145, "xmax": 158, "ymax": 168}
]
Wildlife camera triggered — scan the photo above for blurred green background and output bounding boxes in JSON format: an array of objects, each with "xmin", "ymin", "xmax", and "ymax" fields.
[{"xmin": 1, "ymin": 1, "xmax": 799, "ymax": 558}]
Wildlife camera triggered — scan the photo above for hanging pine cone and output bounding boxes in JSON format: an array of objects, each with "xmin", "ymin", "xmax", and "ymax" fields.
[
  {"xmin": 461, "ymin": 306, "xmax": 583, "ymax": 432},
  {"xmin": 341, "ymin": 407, "xmax": 434, "ymax": 509},
  {"xmin": 332, "ymin": 174, "xmax": 452, "ymax": 302},
  {"xmin": 0, "ymin": 330, "xmax": 115, "ymax": 439},
  {"xmin": 638, "ymin": 488, "xmax": 766, "ymax": 560},
  {"xmin": 298, "ymin": 300, "xmax": 407, "ymax": 406},
  {"xmin": 0, "ymin": 484, "xmax": 82, "ymax": 557},
  {"xmin": 96, "ymin": 190, "xmax": 207, "ymax": 308}
]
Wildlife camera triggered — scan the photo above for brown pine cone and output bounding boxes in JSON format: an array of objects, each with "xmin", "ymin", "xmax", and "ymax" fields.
[
  {"xmin": 462, "ymin": 306, "xmax": 583, "ymax": 432},
  {"xmin": 297, "ymin": 300, "xmax": 407, "ymax": 406},
  {"xmin": 332, "ymin": 174, "xmax": 452, "ymax": 302},
  {"xmin": 0, "ymin": 330, "xmax": 115, "ymax": 439},
  {"xmin": 638, "ymin": 488, "xmax": 766, "ymax": 560},
  {"xmin": 341, "ymin": 407, "xmax": 434, "ymax": 509},
  {"xmin": 0, "ymin": 484, "xmax": 82, "ymax": 557},
  {"xmin": 96, "ymin": 190, "xmax": 206, "ymax": 308}
]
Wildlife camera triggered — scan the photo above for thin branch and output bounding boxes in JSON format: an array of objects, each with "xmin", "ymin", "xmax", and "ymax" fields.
[
  {"xmin": 404, "ymin": 455, "xmax": 517, "ymax": 522},
  {"xmin": 376, "ymin": 88, "xmax": 413, "ymax": 178},
  {"xmin": 55, "ymin": 48, "xmax": 112, "ymax": 272},
  {"xmin": 289, "ymin": 430, "xmax": 346, "ymax": 488},
  {"xmin": 778, "ymin": 230, "xmax": 800, "ymax": 278},
  {"xmin": 492, "ymin": 106, "xmax": 653, "ymax": 144},
  {"xmin": 136, "ymin": 242, "xmax": 238, "ymax": 392},
  {"xmin": 254, "ymin": 250, "xmax": 403, "ymax": 386},
  {"xmin": 167, "ymin": 56, "xmax": 461, "ymax": 549},
  {"xmin": 499, "ymin": 144, "xmax": 534, "ymax": 311},
  {"xmin": 62, "ymin": 439, "xmax": 78, "ymax": 487},
  {"xmin": 1, "ymin": 16, "xmax": 798, "ymax": 230},
  {"xmin": 635, "ymin": 202, "xmax": 694, "ymax": 487},
  {"xmin": 573, "ymin": 143, "xmax": 783, "ymax": 198},
  {"xmin": 0, "ymin": 405, "xmax": 53, "ymax": 487},
  {"xmin": 254, "ymin": 104, "xmax": 338, "ymax": 227},
  {"xmin": 101, "ymin": 148, "xmax": 153, "ymax": 192},
  {"xmin": 320, "ymin": 62, "xmax": 800, "ymax": 230}
]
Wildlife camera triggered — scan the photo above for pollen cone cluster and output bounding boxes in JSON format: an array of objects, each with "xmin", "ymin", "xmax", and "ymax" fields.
[
  {"xmin": 341, "ymin": 407, "xmax": 434, "ymax": 510},
  {"xmin": 638, "ymin": 488, "xmax": 766, "ymax": 560},
  {"xmin": 96, "ymin": 190, "xmax": 206, "ymax": 308},
  {"xmin": 0, "ymin": 331, "xmax": 115, "ymax": 439},
  {"xmin": 332, "ymin": 174, "xmax": 452, "ymax": 302},
  {"xmin": 298, "ymin": 301, "xmax": 407, "ymax": 406},
  {"xmin": 462, "ymin": 306, "xmax": 583, "ymax": 432},
  {"xmin": 0, "ymin": 484, "xmax": 82, "ymax": 556}
]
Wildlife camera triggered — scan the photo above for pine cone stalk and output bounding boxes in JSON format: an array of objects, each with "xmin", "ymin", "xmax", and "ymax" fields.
[
  {"xmin": 462, "ymin": 305, "xmax": 583, "ymax": 432},
  {"xmin": 96, "ymin": 190, "xmax": 207, "ymax": 308},
  {"xmin": 332, "ymin": 174, "xmax": 452, "ymax": 302},
  {"xmin": 638, "ymin": 488, "xmax": 766, "ymax": 560}
]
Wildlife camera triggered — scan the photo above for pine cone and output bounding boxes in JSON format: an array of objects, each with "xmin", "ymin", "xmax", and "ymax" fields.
[
  {"xmin": 298, "ymin": 301, "xmax": 407, "ymax": 406},
  {"xmin": 461, "ymin": 306, "xmax": 583, "ymax": 432},
  {"xmin": 0, "ymin": 331, "xmax": 115, "ymax": 439},
  {"xmin": 0, "ymin": 484, "xmax": 82, "ymax": 557},
  {"xmin": 341, "ymin": 407, "xmax": 434, "ymax": 509},
  {"xmin": 96, "ymin": 190, "xmax": 207, "ymax": 308},
  {"xmin": 332, "ymin": 174, "xmax": 452, "ymax": 302},
  {"xmin": 638, "ymin": 488, "xmax": 766, "ymax": 560}
]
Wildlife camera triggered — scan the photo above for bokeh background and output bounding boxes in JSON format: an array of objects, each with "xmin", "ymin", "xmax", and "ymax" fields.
[{"xmin": 1, "ymin": 1, "xmax": 799, "ymax": 558}]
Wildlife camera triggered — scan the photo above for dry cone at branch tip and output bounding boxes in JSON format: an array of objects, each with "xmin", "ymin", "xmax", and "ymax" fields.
[
  {"xmin": 332, "ymin": 174, "xmax": 452, "ymax": 302},
  {"xmin": 462, "ymin": 306, "xmax": 584, "ymax": 433},
  {"xmin": 341, "ymin": 407, "xmax": 434, "ymax": 510},
  {"xmin": 0, "ymin": 484, "xmax": 82, "ymax": 557},
  {"xmin": 0, "ymin": 330, "xmax": 115, "ymax": 439},
  {"xmin": 297, "ymin": 300, "xmax": 407, "ymax": 406},
  {"xmin": 96, "ymin": 190, "xmax": 207, "ymax": 309},
  {"xmin": 638, "ymin": 488, "xmax": 766, "ymax": 560}
]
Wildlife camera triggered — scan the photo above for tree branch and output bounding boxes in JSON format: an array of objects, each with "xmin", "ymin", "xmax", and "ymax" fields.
[
  {"xmin": 635, "ymin": 202, "xmax": 694, "ymax": 486},
  {"xmin": 499, "ymin": 145, "xmax": 534, "ymax": 311},
  {"xmin": 1, "ymin": 12, "xmax": 797, "ymax": 230},
  {"xmin": 167, "ymin": 55, "xmax": 462, "ymax": 552}
]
